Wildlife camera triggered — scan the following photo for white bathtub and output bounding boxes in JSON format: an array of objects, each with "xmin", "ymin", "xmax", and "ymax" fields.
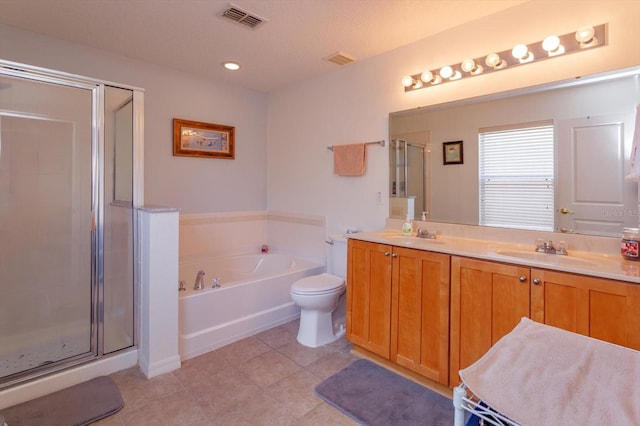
[{"xmin": 178, "ymin": 253, "xmax": 324, "ymax": 360}]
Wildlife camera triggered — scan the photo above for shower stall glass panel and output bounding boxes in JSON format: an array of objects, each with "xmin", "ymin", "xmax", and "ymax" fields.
[
  {"xmin": 390, "ymin": 139, "xmax": 426, "ymax": 219},
  {"xmin": 0, "ymin": 76, "xmax": 94, "ymax": 380},
  {"xmin": 0, "ymin": 65, "xmax": 137, "ymax": 388}
]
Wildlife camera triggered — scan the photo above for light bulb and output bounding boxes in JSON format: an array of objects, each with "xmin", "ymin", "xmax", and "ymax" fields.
[
  {"xmin": 461, "ymin": 59, "xmax": 474, "ymax": 73},
  {"xmin": 512, "ymin": 44, "xmax": 533, "ymax": 63},
  {"xmin": 222, "ymin": 61, "xmax": 241, "ymax": 71},
  {"xmin": 512, "ymin": 44, "xmax": 528, "ymax": 59},
  {"xmin": 575, "ymin": 26, "xmax": 597, "ymax": 47},
  {"xmin": 461, "ymin": 59, "xmax": 483, "ymax": 75},
  {"xmin": 485, "ymin": 53, "xmax": 505, "ymax": 69},
  {"xmin": 440, "ymin": 66, "xmax": 453, "ymax": 79},
  {"xmin": 420, "ymin": 71, "xmax": 433, "ymax": 83},
  {"xmin": 402, "ymin": 75, "xmax": 414, "ymax": 88},
  {"xmin": 542, "ymin": 35, "xmax": 564, "ymax": 56}
]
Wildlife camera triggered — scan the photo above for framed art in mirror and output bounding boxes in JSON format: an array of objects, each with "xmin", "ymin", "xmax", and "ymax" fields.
[
  {"xmin": 443, "ymin": 140, "xmax": 463, "ymax": 165},
  {"xmin": 173, "ymin": 118, "xmax": 235, "ymax": 159}
]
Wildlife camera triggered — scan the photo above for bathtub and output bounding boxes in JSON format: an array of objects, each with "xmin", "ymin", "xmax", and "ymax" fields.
[{"xmin": 178, "ymin": 253, "xmax": 324, "ymax": 360}]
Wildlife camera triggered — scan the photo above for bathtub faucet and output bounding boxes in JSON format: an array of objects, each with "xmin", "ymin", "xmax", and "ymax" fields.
[
  {"xmin": 212, "ymin": 277, "xmax": 221, "ymax": 289},
  {"xmin": 194, "ymin": 270, "xmax": 206, "ymax": 290}
]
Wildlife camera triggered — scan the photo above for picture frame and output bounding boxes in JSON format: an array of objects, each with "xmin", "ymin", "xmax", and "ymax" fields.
[
  {"xmin": 173, "ymin": 118, "xmax": 235, "ymax": 159},
  {"xmin": 443, "ymin": 140, "xmax": 463, "ymax": 165}
]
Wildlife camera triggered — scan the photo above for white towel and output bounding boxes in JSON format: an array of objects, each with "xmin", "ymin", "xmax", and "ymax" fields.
[{"xmin": 460, "ymin": 318, "xmax": 640, "ymax": 426}]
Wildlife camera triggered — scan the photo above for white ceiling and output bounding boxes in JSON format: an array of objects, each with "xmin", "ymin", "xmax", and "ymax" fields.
[{"xmin": 0, "ymin": 0, "xmax": 527, "ymax": 93}]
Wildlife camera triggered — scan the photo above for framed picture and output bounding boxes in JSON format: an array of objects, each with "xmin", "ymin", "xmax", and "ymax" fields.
[
  {"xmin": 173, "ymin": 118, "xmax": 235, "ymax": 159},
  {"xmin": 443, "ymin": 140, "xmax": 463, "ymax": 165}
]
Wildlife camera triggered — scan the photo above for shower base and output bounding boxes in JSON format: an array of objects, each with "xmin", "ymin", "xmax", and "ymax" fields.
[{"xmin": 0, "ymin": 334, "xmax": 88, "ymax": 379}]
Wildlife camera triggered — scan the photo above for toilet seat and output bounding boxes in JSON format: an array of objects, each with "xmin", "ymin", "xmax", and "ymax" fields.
[{"xmin": 291, "ymin": 273, "xmax": 345, "ymax": 295}]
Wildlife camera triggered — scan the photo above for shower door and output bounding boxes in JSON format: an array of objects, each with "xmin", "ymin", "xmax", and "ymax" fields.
[
  {"xmin": 390, "ymin": 139, "xmax": 426, "ymax": 219},
  {"xmin": 0, "ymin": 72, "xmax": 97, "ymax": 384}
]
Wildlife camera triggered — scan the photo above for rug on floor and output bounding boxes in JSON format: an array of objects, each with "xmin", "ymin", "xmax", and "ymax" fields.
[
  {"xmin": 315, "ymin": 359, "xmax": 453, "ymax": 426},
  {"xmin": 0, "ymin": 376, "xmax": 123, "ymax": 426}
]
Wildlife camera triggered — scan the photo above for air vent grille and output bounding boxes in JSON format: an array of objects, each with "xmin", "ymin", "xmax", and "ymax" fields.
[
  {"xmin": 220, "ymin": 4, "xmax": 267, "ymax": 30},
  {"xmin": 324, "ymin": 51, "xmax": 356, "ymax": 66}
]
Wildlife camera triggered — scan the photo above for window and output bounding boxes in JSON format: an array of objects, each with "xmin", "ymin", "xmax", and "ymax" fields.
[{"xmin": 479, "ymin": 122, "xmax": 554, "ymax": 231}]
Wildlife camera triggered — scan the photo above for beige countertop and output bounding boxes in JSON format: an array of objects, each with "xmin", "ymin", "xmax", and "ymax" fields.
[{"xmin": 347, "ymin": 230, "xmax": 640, "ymax": 284}]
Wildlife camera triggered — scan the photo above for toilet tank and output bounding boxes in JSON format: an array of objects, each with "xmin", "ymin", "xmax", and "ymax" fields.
[{"xmin": 328, "ymin": 234, "xmax": 348, "ymax": 278}]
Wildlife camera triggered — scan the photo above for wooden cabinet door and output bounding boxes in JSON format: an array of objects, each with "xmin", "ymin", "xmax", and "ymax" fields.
[
  {"xmin": 450, "ymin": 257, "xmax": 530, "ymax": 386},
  {"xmin": 346, "ymin": 239, "xmax": 393, "ymax": 358},
  {"xmin": 531, "ymin": 269, "xmax": 640, "ymax": 350},
  {"xmin": 390, "ymin": 247, "xmax": 450, "ymax": 385}
]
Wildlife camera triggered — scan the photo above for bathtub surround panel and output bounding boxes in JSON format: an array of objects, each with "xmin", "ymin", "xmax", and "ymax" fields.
[
  {"xmin": 138, "ymin": 207, "xmax": 181, "ymax": 378},
  {"xmin": 180, "ymin": 211, "xmax": 326, "ymax": 264},
  {"xmin": 179, "ymin": 211, "xmax": 267, "ymax": 259},
  {"xmin": 267, "ymin": 211, "xmax": 327, "ymax": 264}
]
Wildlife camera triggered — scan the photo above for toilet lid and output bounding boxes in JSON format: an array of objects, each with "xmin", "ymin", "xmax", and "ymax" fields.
[{"xmin": 291, "ymin": 273, "xmax": 345, "ymax": 294}]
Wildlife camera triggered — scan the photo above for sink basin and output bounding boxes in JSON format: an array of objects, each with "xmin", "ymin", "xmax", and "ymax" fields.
[
  {"xmin": 383, "ymin": 235, "xmax": 444, "ymax": 245},
  {"xmin": 495, "ymin": 250, "xmax": 597, "ymax": 267}
]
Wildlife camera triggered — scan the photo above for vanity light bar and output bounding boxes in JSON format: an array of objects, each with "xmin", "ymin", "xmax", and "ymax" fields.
[{"xmin": 403, "ymin": 24, "xmax": 607, "ymax": 92}]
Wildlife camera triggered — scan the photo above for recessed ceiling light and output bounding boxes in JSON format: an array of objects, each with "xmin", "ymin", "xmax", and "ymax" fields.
[{"xmin": 222, "ymin": 61, "xmax": 241, "ymax": 71}]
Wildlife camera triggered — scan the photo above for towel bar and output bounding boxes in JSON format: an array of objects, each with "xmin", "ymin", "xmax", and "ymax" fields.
[{"xmin": 327, "ymin": 140, "xmax": 385, "ymax": 151}]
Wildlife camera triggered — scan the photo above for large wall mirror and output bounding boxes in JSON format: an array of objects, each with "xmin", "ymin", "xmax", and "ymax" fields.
[{"xmin": 389, "ymin": 66, "xmax": 640, "ymax": 237}]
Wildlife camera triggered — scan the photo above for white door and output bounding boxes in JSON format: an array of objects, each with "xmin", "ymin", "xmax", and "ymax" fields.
[{"xmin": 556, "ymin": 113, "xmax": 637, "ymax": 236}]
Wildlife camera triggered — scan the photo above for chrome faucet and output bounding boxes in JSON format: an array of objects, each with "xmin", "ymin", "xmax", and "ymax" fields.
[
  {"xmin": 535, "ymin": 240, "xmax": 568, "ymax": 255},
  {"xmin": 194, "ymin": 270, "xmax": 206, "ymax": 290},
  {"xmin": 212, "ymin": 277, "xmax": 221, "ymax": 288},
  {"xmin": 416, "ymin": 228, "xmax": 437, "ymax": 239}
]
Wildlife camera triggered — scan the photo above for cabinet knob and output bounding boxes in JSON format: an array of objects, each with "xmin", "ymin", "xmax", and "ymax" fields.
[
  {"xmin": 519, "ymin": 275, "xmax": 527, "ymax": 282},
  {"xmin": 392, "ymin": 253, "xmax": 398, "ymax": 258},
  {"xmin": 533, "ymin": 278, "xmax": 541, "ymax": 285},
  {"xmin": 384, "ymin": 251, "xmax": 390, "ymax": 256}
]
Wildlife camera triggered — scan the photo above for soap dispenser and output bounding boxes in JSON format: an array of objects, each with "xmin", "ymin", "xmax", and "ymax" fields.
[
  {"xmin": 402, "ymin": 214, "xmax": 413, "ymax": 235},
  {"xmin": 421, "ymin": 211, "xmax": 427, "ymax": 221}
]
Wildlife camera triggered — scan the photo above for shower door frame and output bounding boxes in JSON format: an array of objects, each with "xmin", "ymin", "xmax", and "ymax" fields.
[{"xmin": 0, "ymin": 59, "xmax": 144, "ymax": 389}]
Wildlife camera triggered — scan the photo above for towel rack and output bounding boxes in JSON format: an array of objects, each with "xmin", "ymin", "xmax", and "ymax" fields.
[{"xmin": 327, "ymin": 140, "xmax": 385, "ymax": 151}]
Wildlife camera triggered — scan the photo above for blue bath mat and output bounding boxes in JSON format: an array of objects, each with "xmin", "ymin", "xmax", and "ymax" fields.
[{"xmin": 315, "ymin": 359, "xmax": 454, "ymax": 426}]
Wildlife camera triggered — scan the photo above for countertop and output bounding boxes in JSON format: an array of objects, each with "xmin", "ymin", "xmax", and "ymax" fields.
[{"xmin": 346, "ymin": 230, "xmax": 640, "ymax": 284}]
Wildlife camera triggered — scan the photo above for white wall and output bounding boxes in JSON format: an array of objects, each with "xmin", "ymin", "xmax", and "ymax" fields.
[
  {"xmin": 0, "ymin": 24, "xmax": 268, "ymax": 213},
  {"xmin": 267, "ymin": 0, "xmax": 640, "ymax": 235}
]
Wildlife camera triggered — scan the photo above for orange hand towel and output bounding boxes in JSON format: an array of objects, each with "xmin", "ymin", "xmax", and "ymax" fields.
[{"xmin": 333, "ymin": 143, "xmax": 366, "ymax": 176}]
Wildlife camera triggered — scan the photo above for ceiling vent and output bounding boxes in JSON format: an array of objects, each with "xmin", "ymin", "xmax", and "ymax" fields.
[
  {"xmin": 219, "ymin": 3, "xmax": 267, "ymax": 30},
  {"xmin": 324, "ymin": 51, "xmax": 356, "ymax": 66}
]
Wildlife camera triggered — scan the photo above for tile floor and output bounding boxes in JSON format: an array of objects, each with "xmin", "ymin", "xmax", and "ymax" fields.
[{"xmin": 3, "ymin": 320, "xmax": 360, "ymax": 426}]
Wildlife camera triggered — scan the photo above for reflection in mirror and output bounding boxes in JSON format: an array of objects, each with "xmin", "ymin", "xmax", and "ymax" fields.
[
  {"xmin": 389, "ymin": 67, "xmax": 640, "ymax": 237},
  {"xmin": 389, "ymin": 138, "xmax": 427, "ymax": 220}
]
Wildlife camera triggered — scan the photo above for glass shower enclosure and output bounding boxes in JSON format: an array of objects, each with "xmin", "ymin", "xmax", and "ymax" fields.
[
  {"xmin": 390, "ymin": 138, "xmax": 427, "ymax": 220},
  {"xmin": 0, "ymin": 61, "xmax": 140, "ymax": 389}
]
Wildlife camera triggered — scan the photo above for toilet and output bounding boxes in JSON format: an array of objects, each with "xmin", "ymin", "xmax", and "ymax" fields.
[{"xmin": 290, "ymin": 234, "xmax": 347, "ymax": 348}]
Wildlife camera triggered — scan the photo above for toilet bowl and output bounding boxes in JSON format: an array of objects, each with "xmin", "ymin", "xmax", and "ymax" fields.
[
  {"xmin": 290, "ymin": 273, "xmax": 345, "ymax": 347},
  {"xmin": 290, "ymin": 234, "xmax": 348, "ymax": 348}
]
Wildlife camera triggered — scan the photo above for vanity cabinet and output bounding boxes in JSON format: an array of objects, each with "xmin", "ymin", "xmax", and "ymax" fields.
[
  {"xmin": 450, "ymin": 256, "xmax": 640, "ymax": 386},
  {"xmin": 346, "ymin": 239, "xmax": 450, "ymax": 385},
  {"xmin": 346, "ymin": 239, "xmax": 393, "ymax": 358},
  {"xmin": 530, "ymin": 269, "xmax": 640, "ymax": 351},
  {"xmin": 449, "ymin": 256, "xmax": 530, "ymax": 386},
  {"xmin": 390, "ymin": 245, "xmax": 450, "ymax": 384}
]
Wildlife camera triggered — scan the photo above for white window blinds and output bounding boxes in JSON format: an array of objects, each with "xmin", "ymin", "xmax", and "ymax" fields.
[{"xmin": 479, "ymin": 122, "xmax": 554, "ymax": 231}]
